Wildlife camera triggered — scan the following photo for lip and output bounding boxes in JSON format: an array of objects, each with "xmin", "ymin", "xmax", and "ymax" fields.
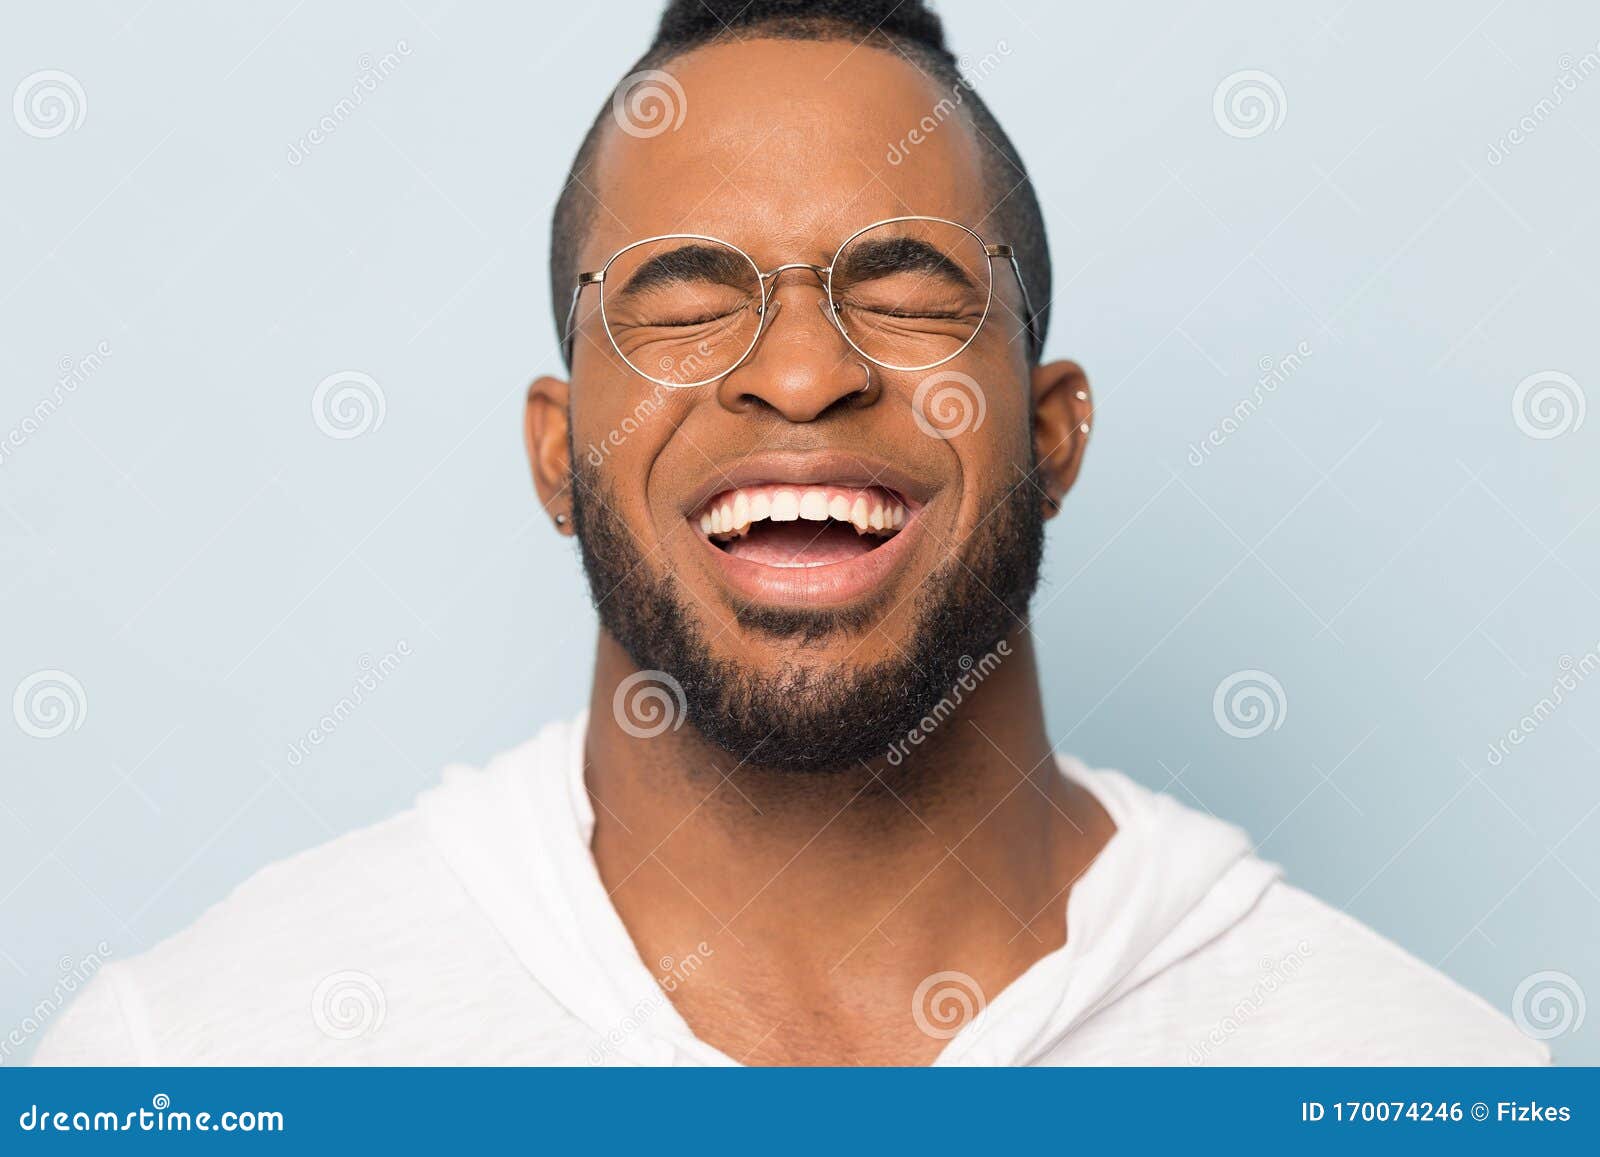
[
  {"xmin": 678, "ymin": 450, "xmax": 937, "ymax": 518},
  {"xmin": 693, "ymin": 502, "xmax": 927, "ymax": 608},
  {"xmin": 679, "ymin": 449, "xmax": 939, "ymax": 610}
]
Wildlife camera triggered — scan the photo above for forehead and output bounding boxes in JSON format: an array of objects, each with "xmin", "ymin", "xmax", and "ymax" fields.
[{"xmin": 583, "ymin": 38, "xmax": 991, "ymax": 268}]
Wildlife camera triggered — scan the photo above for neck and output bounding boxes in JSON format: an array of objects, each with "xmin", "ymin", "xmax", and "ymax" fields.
[{"xmin": 583, "ymin": 629, "xmax": 1113, "ymax": 1064}]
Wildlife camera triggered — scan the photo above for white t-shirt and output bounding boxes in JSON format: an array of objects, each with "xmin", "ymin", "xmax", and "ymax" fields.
[{"xmin": 34, "ymin": 713, "xmax": 1546, "ymax": 1066}]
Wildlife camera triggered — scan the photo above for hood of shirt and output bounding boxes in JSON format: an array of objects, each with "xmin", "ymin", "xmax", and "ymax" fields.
[{"xmin": 418, "ymin": 712, "xmax": 1282, "ymax": 1066}]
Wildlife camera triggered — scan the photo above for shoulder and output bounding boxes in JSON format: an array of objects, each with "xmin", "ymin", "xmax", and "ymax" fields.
[
  {"xmin": 35, "ymin": 808, "xmax": 446, "ymax": 1064},
  {"xmin": 1187, "ymin": 881, "xmax": 1549, "ymax": 1065},
  {"xmin": 35, "ymin": 723, "xmax": 579, "ymax": 1065}
]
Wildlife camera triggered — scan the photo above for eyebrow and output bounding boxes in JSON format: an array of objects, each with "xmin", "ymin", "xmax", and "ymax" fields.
[
  {"xmin": 836, "ymin": 235, "xmax": 978, "ymax": 290},
  {"xmin": 614, "ymin": 243, "xmax": 755, "ymax": 297}
]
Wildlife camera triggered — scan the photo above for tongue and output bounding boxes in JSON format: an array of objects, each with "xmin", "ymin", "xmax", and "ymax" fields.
[{"xmin": 724, "ymin": 521, "xmax": 878, "ymax": 567}]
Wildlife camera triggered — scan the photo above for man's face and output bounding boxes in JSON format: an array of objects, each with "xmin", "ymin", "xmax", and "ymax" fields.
[{"xmin": 550, "ymin": 39, "xmax": 1053, "ymax": 771}]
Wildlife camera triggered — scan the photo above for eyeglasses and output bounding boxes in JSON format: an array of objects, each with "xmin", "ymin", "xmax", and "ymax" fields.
[{"xmin": 563, "ymin": 215, "xmax": 1039, "ymax": 388}]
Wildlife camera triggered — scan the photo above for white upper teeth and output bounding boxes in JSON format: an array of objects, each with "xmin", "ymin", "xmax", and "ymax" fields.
[{"xmin": 698, "ymin": 485, "xmax": 909, "ymax": 539}]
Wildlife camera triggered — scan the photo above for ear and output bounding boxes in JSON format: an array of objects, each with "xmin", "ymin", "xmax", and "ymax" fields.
[
  {"xmin": 524, "ymin": 375, "xmax": 574, "ymax": 534},
  {"xmin": 1030, "ymin": 359, "xmax": 1092, "ymax": 520}
]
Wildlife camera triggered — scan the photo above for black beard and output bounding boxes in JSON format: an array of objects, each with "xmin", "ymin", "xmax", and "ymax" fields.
[{"xmin": 568, "ymin": 456, "xmax": 1043, "ymax": 774}]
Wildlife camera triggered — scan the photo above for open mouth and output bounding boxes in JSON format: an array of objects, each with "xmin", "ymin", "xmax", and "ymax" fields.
[{"xmin": 694, "ymin": 484, "xmax": 911, "ymax": 568}]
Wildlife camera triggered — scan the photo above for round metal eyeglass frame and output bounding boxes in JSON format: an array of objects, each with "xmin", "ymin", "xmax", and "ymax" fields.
[{"xmin": 562, "ymin": 214, "xmax": 1040, "ymax": 389}]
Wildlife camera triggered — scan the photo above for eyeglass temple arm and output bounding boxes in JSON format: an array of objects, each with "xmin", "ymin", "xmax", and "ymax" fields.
[
  {"xmin": 986, "ymin": 244, "xmax": 1041, "ymax": 357},
  {"xmin": 562, "ymin": 271, "xmax": 605, "ymax": 367}
]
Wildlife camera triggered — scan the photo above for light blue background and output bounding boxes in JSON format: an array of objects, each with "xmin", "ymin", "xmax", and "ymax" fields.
[{"xmin": 2, "ymin": 1, "xmax": 1596, "ymax": 1063}]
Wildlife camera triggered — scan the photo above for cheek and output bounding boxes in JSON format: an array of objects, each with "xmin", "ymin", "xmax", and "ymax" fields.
[{"xmin": 571, "ymin": 388, "xmax": 684, "ymax": 528}]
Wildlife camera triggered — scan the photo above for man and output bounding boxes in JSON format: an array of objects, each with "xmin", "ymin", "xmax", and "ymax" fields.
[{"xmin": 39, "ymin": 0, "xmax": 1542, "ymax": 1066}]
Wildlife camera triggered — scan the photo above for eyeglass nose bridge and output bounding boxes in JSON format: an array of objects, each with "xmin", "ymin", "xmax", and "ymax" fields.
[{"xmin": 754, "ymin": 261, "xmax": 845, "ymax": 331}]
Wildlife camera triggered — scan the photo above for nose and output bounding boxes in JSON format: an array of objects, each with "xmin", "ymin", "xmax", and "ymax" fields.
[{"xmin": 715, "ymin": 271, "xmax": 878, "ymax": 422}]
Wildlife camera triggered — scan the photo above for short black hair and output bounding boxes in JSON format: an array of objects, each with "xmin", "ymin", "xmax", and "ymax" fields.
[{"xmin": 549, "ymin": 0, "xmax": 1052, "ymax": 365}]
